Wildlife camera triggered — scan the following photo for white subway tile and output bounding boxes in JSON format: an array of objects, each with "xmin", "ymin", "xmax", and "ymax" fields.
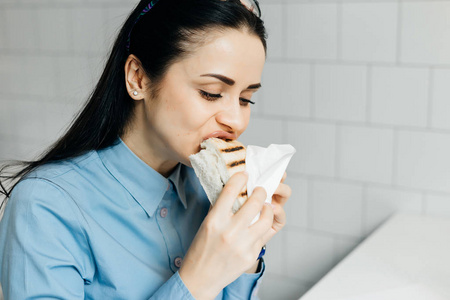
[
  {"xmin": 0, "ymin": 10, "xmax": 6, "ymax": 50},
  {"xmin": 286, "ymin": 3, "xmax": 338, "ymax": 60},
  {"xmin": 14, "ymin": 99, "xmax": 47, "ymax": 141},
  {"xmin": 55, "ymin": 56, "xmax": 93, "ymax": 103},
  {"xmin": 0, "ymin": 138, "xmax": 19, "ymax": 161},
  {"xmin": 339, "ymin": 125, "xmax": 394, "ymax": 184},
  {"xmin": 5, "ymin": 8, "xmax": 38, "ymax": 50},
  {"xmin": 72, "ymin": 8, "xmax": 106, "ymax": 54},
  {"xmin": 258, "ymin": 273, "xmax": 310, "ymax": 300},
  {"xmin": 44, "ymin": 102, "xmax": 78, "ymax": 143},
  {"xmin": 0, "ymin": 99, "xmax": 16, "ymax": 137},
  {"xmin": 260, "ymin": 4, "xmax": 283, "ymax": 59},
  {"xmin": 105, "ymin": 6, "xmax": 132, "ymax": 50},
  {"xmin": 261, "ymin": 62, "xmax": 311, "ymax": 118},
  {"xmin": 365, "ymin": 186, "xmax": 423, "ymax": 235},
  {"xmin": 425, "ymin": 193, "xmax": 450, "ymax": 219},
  {"xmin": 249, "ymin": 92, "xmax": 262, "ymax": 116},
  {"xmin": 341, "ymin": 3, "xmax": 397, "ymax": 63},
  {"xmin": 0, "ymin": 0, "xmax": 17, "ymax": 4},
  {"xmin": 314, "ymin": 64, "xmax": 366, "ymax": 122},
  {"xmin": 37, "ymin": 8, "xmax": 70, "ymax": 52},
  {"xmin": 87, "ymin": 55, "xmax": 107, "ymax": 88},
  {"xmin": 0, "ymin": 101, "xmax": 14, "ymax": 138},
  {"xmin": 15, "ymin": 138, "xmax": 51, "ymax": 162},
  {"xmin": 287, "ymin": 121, "xmax": 336, "ymax": 177},
  {"xmin": 285, "ymin": 177, "xmax": 308, "ymax": 228},
  {"xmin": 431, "ymin": 69, "xmax": 450, "ymax": 130},
  {"xmin": 285, "ymin": 230, "xmax": 335, "ymax": 283},
  {"xmin": 311, "ymin": 180, "xmax": 363, "ymax": 237},
  {"xmin": 239, "ymin": 117, "xmax": 284, "ymax": 146},
  {"xmin": 23, "ymin": 56, "xmax": 57, "ymax": 98},
  {"xmin": 401, "ymin": 2, "xmax": 450, "ymax": 65},
  {"xmin": 0, "ymin": 55, "xmax": 28, "ymax": 96},
  {"xmin": 370, "ymin": 66, "xmax": 429, "ymax": 127},
  {"xmin": 263, "ymin": 230, "xmax": 284, "ymax": 275},
  {"xmin": 397, "ymin": 131, "xmax": 450, "ymax": 193}
]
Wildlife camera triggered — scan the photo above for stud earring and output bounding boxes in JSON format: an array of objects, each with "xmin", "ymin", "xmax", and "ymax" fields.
[{"xmin": 133, "ymin": 91, "xmax": 138, "ymax": 96}]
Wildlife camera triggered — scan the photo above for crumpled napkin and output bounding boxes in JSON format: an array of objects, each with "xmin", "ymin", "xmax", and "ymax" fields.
[{"xmin": 245, "ymin": 143, "xmax": 296, "ymax": 223}]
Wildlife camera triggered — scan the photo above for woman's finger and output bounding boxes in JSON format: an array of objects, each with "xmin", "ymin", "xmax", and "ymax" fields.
[
  {"xmin": 211, "ymin": 172, "xmax": 248, "ymax": 217},
  {"xmin": 248, "ymin": 202, "xmax": 274, "ymax": 240},
  {"xmin": 234, "ymin": 186, "xmax": 267, "ymax": 226},
  {"xmin": 272, "ymin": 183, "xmax": 291, "ymax": 206},
  {"xmin": 260, "ymin": 203, "xmax": 286, "ymax": 245}
]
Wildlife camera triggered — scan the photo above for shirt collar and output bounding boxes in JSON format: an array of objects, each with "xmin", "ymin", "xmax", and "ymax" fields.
[{"xmin": 97, "ymin": 137, "xmax": 188, "ymax": 217}]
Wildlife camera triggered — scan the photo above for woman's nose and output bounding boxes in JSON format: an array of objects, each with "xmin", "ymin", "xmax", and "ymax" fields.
[{"xmin": 215, "ymin": 99, "xmax": 247, "ymax": 133}]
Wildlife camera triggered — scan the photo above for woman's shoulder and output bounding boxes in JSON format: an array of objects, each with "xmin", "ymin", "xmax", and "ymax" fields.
[
  {"xmin": 28, "ymin": 150, "xmax": 99, "ymax": 179},
  {"xmin": 14, "ymin": 150, "xmax": 100, "ymax": 198}
]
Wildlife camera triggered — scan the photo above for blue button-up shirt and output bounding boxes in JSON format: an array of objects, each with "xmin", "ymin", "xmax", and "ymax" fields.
[{"xmin": 0, "ymin": 138, "xmax": 263, "ymax": 299}]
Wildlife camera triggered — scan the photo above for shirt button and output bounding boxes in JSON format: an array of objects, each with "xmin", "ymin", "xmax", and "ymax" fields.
[
  {"xmin": 174, "ymin": 257, "xmax": 183, "ymax": 268},
  {"xmin": 160, "ymin": 207, "xmax": 168, "ymax": 218}
]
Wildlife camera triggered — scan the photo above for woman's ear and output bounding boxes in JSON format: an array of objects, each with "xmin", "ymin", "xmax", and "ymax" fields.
[{"xmin": 124, "ymin": 54, "xmax": 147, "ymax": 100}]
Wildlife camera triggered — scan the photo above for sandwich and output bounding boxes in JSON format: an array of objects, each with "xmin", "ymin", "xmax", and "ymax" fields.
[{"xmin": 189, "ymin": 138, "xmax": 248, "ymax": 213}]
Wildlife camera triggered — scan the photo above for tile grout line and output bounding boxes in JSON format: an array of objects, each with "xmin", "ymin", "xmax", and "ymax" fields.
[
  {"xmin": 427, "ymin": 67, "xmax": 434, "ymax": 129},
  {"xmin": 366, "ymin": 64, "xmax": 372, "ymax": 124},
  {"xmin": 391, "ymin": 129, "xmax": 399, "ymax": 186},
  {"xmin": 396, "ymin": 0, "xmax": 402, "ymax": 65}
]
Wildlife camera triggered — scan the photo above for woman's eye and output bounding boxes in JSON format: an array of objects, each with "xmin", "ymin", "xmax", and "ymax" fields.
[
  {"xmin": 199, "ymin": 90, "xmax": 222, "ymax": 101},
  {"xmin": 239, "ymin": 98, "xmax": 256, "ymax": 106}
]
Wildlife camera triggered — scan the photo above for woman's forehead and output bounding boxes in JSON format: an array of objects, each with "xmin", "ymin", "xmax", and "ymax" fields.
[{"xmin": 176, "ymin": 30, "xmax": 265, "ymax": 82}]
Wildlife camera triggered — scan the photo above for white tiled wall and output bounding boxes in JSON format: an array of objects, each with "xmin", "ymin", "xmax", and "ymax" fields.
[{"xmin": 1, "ymin": 1, "xmax": 450, "ymax": 300}]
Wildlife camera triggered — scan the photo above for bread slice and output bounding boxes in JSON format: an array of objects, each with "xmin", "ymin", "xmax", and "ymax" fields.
[{"xmin": 189, "ymin": 138, "xmax": 248, "ymax": 213}]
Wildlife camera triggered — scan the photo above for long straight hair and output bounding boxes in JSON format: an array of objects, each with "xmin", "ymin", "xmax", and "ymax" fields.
[{"xmin": 0, "ymin": 0, "xmax": 267, "ymax": 209}]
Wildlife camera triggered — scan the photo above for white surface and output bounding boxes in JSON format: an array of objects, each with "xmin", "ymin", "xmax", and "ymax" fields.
[{"xmin": 299, "ymin": 213, "xmax": 450, "ymax": 300}]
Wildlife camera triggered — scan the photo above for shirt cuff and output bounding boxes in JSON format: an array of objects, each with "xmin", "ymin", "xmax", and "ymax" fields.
[
  {"xmin": 150, "ymin": 271, "xmax": 195, "ymax": 300},
  {"xmin": 223, "ymin": 258, "xmax": 265, "ymax": 300}
]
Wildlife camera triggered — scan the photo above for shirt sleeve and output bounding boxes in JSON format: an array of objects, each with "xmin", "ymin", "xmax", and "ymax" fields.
[
  {"xmin": 0, "ymin": 178, "xmax": 92, "ymax": 299},
  {"xmin": 150, "ymin": 261, "xmax": 265, "ymax": 300},
  {"xmin": 148, "ymin": 271, "xmax": 195, "ymax": 299},
  {"xmin": 222, "ymin": 258, "xmax": 265, "ymax": 300}
]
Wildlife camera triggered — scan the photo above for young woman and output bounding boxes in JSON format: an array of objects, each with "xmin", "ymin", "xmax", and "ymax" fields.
[{"xmin": 0, "ymin": 0, "xmax": 291, "ymax": 299}]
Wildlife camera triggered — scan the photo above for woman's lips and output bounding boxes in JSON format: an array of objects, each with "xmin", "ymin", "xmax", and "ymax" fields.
[{"xmin": 202, "ymin": 131, "xmax": 237, "ymax": 142}]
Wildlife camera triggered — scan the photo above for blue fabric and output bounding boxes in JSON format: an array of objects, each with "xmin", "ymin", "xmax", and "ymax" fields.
[{"xmin": 0, "ymin": 138, "xmax": 264, "ymax": 299}]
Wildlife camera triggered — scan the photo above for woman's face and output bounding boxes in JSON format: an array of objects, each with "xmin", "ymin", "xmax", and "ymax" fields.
[{"xmin": 140, "ymin": 29, "xmax": 266, "ymax": 168}]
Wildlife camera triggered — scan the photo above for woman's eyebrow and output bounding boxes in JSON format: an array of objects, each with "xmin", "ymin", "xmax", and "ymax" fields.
[{"xmin": 200, "ymin": 73, "xmax": 262, "ymax": 90}]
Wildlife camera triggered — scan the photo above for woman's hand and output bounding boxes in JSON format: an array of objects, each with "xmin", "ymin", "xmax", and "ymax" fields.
[
  {"xmin": 261, "ymin": 171, "xmax": 291, "ymax": 244},
  {"xmin": 179, "ymin": 172, "xmax": 274, "ymax": 300},
  {"xmin": 243, "ymin": 171, "xmax": 292, "ymax": 274}
]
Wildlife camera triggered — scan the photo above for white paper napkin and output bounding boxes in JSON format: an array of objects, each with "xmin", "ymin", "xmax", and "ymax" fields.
[{"xmin": 245, "ymin": 143, "xmax": 296, "ymax": 224}]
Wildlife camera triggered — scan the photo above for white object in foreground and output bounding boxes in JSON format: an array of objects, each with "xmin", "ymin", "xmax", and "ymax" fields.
[{"xmin": 300, "ymin": 213, "xmax": 450, "ymax": 300}]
